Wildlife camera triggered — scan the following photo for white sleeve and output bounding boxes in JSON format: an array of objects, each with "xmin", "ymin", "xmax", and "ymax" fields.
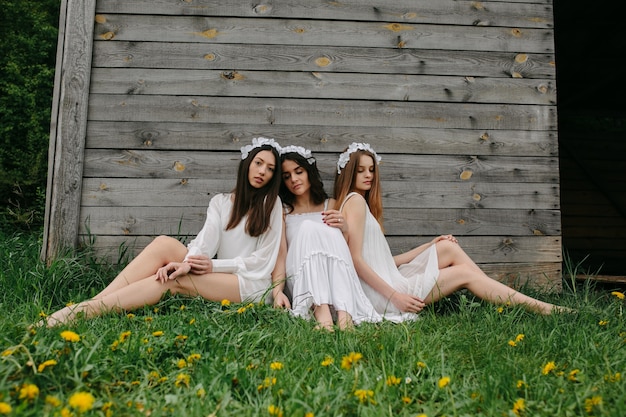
[
  {"xmin": 184, "ymin": 194, "xmax": 224, "ymax": 260},
  {"xmin": 211, "ymin": 197, "xmax": 283, "ymax": 278}
]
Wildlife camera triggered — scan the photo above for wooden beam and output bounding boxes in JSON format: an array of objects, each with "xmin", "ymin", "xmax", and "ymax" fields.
[{"xmin": 41, "ymin": 0, "xmax": 96, "ymax": 262}]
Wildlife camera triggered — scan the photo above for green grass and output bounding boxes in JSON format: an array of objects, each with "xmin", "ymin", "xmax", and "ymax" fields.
[{"xmin": 0, "ymin": 229, "xmax": 625, "ymax": 416}]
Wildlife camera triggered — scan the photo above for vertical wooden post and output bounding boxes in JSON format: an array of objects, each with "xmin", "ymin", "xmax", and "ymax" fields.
[{"xmin": 41, "ymin": 0, "xmax": 96, "ymax": 262}]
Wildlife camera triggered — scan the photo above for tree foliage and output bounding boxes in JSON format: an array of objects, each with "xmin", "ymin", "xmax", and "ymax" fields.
[{"xmin": 0, "ymin": 0, "xmax": 61, "ymax": 229}]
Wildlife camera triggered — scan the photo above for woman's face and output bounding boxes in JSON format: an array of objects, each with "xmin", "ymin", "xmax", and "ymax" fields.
[
  {"xmin": 282, "ymin": 159, "xmax": 310, "ymax": 197},
  {"xmin": 248, "ymin": 150, "xmax": 276, "ymax": 188},
  {"xmin": 354, "ymin": 154, "xmax": 375, "ymax": 195}
]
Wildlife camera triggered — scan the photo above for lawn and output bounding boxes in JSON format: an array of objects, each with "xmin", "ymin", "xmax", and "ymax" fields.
[{"xmin": 0, "ymin": 230, "xmax": 624, "ymax": 416}]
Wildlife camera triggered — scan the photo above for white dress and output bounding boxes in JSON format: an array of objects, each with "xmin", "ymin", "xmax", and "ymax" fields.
[
  {"xmin": 285, "ymin": 200, "xmax": 381, "ymax": 324},
  {"xmin": 341, "ymin": 193, "xmax": 440, "ymax": 322},
  {"xmin": 185, "ymin": 193, "xmax": 283, "ymax": 303}
]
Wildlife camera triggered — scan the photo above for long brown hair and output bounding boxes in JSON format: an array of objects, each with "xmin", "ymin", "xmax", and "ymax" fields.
[
  {"xmin": 333, "ymin": 149, "xmax": 384, "ymax": 229},
  {"xmin": 227, "ymin": 145, "xmax": 282, "ymax": 237},
  {"xmin": 279, "ymin": 152, "xmax": 328, "ymax": 214}
]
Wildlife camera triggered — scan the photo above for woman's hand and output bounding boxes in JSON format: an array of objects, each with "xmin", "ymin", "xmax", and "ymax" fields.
[
  {"xmin": 155, "ymin": 262, "xmax": 192, "ymax": 283},
  {"xmin": 390, "ymin": 292, "xmax": 426, "ymax": 313},
  {"xmin": 431, "ymin": 234, "xmax": 458, "ymax": 245},
  {"xmin": 322, "ymin": 209, "xmax": 348, "ymax": 233},
  {"xmin": 184, "ymin": 255, "xmax": 213, "ymax": 275},
  {"xmin": 273, "ymin": 290, "xmax": 291, "ymax": 309}
]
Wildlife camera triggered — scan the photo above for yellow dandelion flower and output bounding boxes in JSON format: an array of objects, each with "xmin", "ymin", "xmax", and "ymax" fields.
[
  {"xmin": 321, "ymin": 356, "xmax": 334, "ymax": 367},
  {"xmin": 130, "ymin": 380, "xmax": 140, "ymax": 386},
  {"xmin": 37, "ymin": 359, "xmax": 58, "ymax": 373},
  {"xmin": 497, "ymin": 306, "xmax": 504, "ymax": 313},
  {"xmin": 237, "ymin": 307, "xmax": 246, "ymax": 314},
  {"xmin": 542, "ymin": 361, "xmax": 556, "ymax": 375},
  {"xmin": 353, "ymin": 389, "xmax": 374, "ymax": 404},
  {"xmin": 604, "ymin": 372, "xmax": 621, "ymax": 383},
  {"xmin": 60, "ymin": 407, "xmax": 71, "ymax": 417},
  {"xmin": 584, "ymin": 396, "xmax": 602, "ymax": 413},
  {"xmin": 341, "ymin": 352, "xmax": 363, "ymax": 370},
  {"xmin": 516, "ymin": 380, "xmax": 526, "ymax": 389},
  {"xmin": 508, "ymin": 340, "xmax": 517, "ymax": 347},
  {"xmin": 68, "ymin": 391, "xmax": 95, "ymax": 413},
  {"xmin": 39, "ymin": 311, "xmax": 48, "ymax": 318},
  {"xmin": 175, "ymin": 334, "xmax": 188, "ymax": 342},
  {"xmin": 270, "ymin": 361, "xmax": 283, "ymax": 370},
  {"xmin": 196, "ymin": 388, "xmax": 206, "ymax": 398},
  {"xmin": 221, "ymin": 299, "xmax": 231, "ymax": 307},
  {"xmin": 1, "ymin": 349, "xmax": 13, "ymax": 357},
  {"xmin": 512, "ymin": 398, "xmax": 525, "ymax": 416},
  {"xmin": 175, "ymin": 373, "xmax": 190, "ymax": 387},
  {"xmin": 144, "ymin": 316, "xmax": 153, "ymax": 322},
  {"xmin": 158, "ymin": 376, "xmax": 168, "ymax": 383},
  {"xmin": 568, "ymin": 369, "xmax": 580, "ymax": 382},
  {"xmin": 102, "ymin": 402, "xmax": 114, "ymax": 417},
  {"xmin": 152, "ymin": 330, "xmax": 164, "ymax": 337},
  {"xmin": 19, "ymin": 383, "xmax": 39, "ymax": 400},
  {"xmin": 60, "ymin": 330, "xmax": 80, "ymax": 343},
  {"xmin": 611, "ymin": 291, "xmax": 625, "ymax": 300},
  {"xmin": 416, "ymin": 414, "xmax": 427, "ymax": 417},
  {"xmin": 305, "ymin": 413, "xmax": 314, "ymax": 417},
  {"xmin": 153, "ymin": 307, "xmax": 159, "ymax": 313},
  {"xmin": 401, "ymin": 396, "xmax": 412, "ymax": 404},
  {"xmin": 416, "ymin": 361, "xmax": 426, "ymax": 369},
  {"xmin": 189, "ymin": 318, "xmax": 196, "ymax": 325},
  {"xmin": 179, "ymin": 304, "xmax": 186, "ymax": 310},
  {"xmin": 45, "ymin": 395, "xmax": 62, "ymax": 407},
  {"xmin": 386, "ymin": 375, "xmax": 401, "ymax": 386},
  {"xmin": 0, "ymin": 402, "xmax": 12, "ymax": 414},
  {"xmin": 119, "ymin": 331, "xmax": 132, "ymax": 342},
  {"xmin": 268, "ymin": 404, "xmax": 283, "ymax": 417},
  {"xmin": 598, "ymin": 320, "xmax": 609, "ymax": 327},
  {"xmin": 515, "ymin": 334, "xmax": 525, "ymax": 342},
  {"xmin": 177, "ymin": 359, "xmax": 187, "ymax": 369},
  {"xmin": 110, "ymin": 340, "xmax": 119, "ymax": 351},
  {"xmin": 187, "ymin": 353, "xmax": 201, "ymax": 363},
  {"xmin": 438, "ymin": 376, "xmax": 451, "ymax": 389},
  {"xmin": 149, "ymin": 371, "xmax": 160, "ymax": 380},
  {"xmin": 126, "ymin": 313, "xmax": 135, "ymax": 319}
]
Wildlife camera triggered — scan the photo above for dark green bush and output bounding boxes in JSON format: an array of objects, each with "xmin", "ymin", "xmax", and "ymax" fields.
[{"xmin": 0, "ymin": 0, "xmax": 61, "ymax": 230}]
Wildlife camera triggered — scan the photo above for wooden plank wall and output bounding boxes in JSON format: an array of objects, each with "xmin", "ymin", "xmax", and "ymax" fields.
[{"xmin": 45, "ymin": 0, "xmax": 561, "ymax": 289}]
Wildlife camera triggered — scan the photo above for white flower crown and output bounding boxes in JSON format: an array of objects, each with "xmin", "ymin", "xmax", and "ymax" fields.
[
  {"xmin": 336, "ymin": 142, "xmax": 381, "ymax": 174},
  {"xmin": 280, "ymin": 145, "xmax": 316, "ymax": 165},
  {"xmin": 240, "ymin": 137, "xmax": 282, "ymax": 160}
]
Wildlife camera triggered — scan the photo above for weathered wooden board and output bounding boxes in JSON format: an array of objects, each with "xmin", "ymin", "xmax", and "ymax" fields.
[
  {"xmin": 81, "ymin": 178, "xmax": 559, "ymax": 210},
  {"xmin": 90, "ymin": 68, "xmax": 556, "ymax": 105},
  {"xmin": 92, "ymin": 42, "xmax": 555, "ymax": 78},
  {"xmin": 86, "ymin": 121, "xmax": 558, "ymax": 157},
  {"xmin": 92, "ymin": 14, "xmax": 554, "ymax": 53},
  {"xmin": 78, "ymin": 206, "xmax": 560, "ymax": 237},
  {"xmin": 95, "ymin": 0, "xmax": 553, "ymax": 29}
]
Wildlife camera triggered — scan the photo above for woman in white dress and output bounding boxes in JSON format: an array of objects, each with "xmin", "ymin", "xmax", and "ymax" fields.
[
  {"xmin": 334, "ymin": 142, "xmax": 567, "ymax": 320},
  {"xmin": 271, "ymin": 145, "xmax": 380, "ymax": 330},
  {"xmin": 42, "ymin": 137, "xmax": 285, "ymax": 327}
]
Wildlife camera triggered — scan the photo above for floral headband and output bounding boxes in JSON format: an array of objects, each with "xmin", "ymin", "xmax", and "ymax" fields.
[
  {"xmin": 336, "ymin": 142, "xmax": 381, "ymax": 174},
  {"xmin": 280, "ymin": 145, "xmax": 316, "ymax": 165},
  {"xmin": 240, "ymin": 137, "xmax": 282, "ymax": 160}
]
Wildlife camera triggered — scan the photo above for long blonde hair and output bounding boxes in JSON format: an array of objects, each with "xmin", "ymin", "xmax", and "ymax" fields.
[{"xmin": 333, "ymin": 149, "xmax": 384, "ymax": 230}]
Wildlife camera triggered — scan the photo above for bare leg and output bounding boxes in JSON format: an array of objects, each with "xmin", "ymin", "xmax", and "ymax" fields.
[
  {"xmin": 93, "ymin": 236, "xmax": 187, "ymax": 299},
  {"xmin": 336, "ymin": 310, "xmax": 354, "ymax": 331},
  {"xmin": 424, "ymin": 240, "xmax": 561, "ymax": 315},
  {"xmin": 312, "ymin": 304, "xmax": 334, "ymax": 331},
  {"xmin": 45, "ymin": 272, "xmax": 240, "ymax": 327}
]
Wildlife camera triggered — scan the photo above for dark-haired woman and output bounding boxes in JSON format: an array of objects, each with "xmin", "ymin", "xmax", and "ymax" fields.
[
  {"xmin": 42, "ymin": 137, "xmax": 284, "ymax": 327},
  {"xmin": 271, "ymin": 145, "xmax": 380, "ymax": 330}
]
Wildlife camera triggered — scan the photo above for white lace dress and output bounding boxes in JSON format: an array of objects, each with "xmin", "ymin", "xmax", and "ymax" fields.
[
  {"xmin": 285, "ymin": 200, "xmax": 381, "ymax": 324},
  {"xmin": 341, "ymin": 193, "xmax": 440, "ymax": 322}
]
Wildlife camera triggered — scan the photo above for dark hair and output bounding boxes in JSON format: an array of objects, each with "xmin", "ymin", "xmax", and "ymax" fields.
[
  {"xmin": 279, "ymin": 152, "xmax": 328, "ymax": 213},
  {"xmin": 227, "ymin": 145, "xmax": 282, "ymax": 237}
]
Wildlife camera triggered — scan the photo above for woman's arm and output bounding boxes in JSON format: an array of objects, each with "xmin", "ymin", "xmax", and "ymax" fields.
[
  {"xmin": 392, "ymin": 235, "xmax": 458, "ymax": 267},
  {"xmin": 342, "ymin": 194, "xmax": 425, "ymax": 313},
  {"xmin": 342, "ymin": 195, "xmax": 396, "ymax": 300},
  {"xmin": 271, "ymin": 217, "xmax": 291, "ymax": 308}
]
